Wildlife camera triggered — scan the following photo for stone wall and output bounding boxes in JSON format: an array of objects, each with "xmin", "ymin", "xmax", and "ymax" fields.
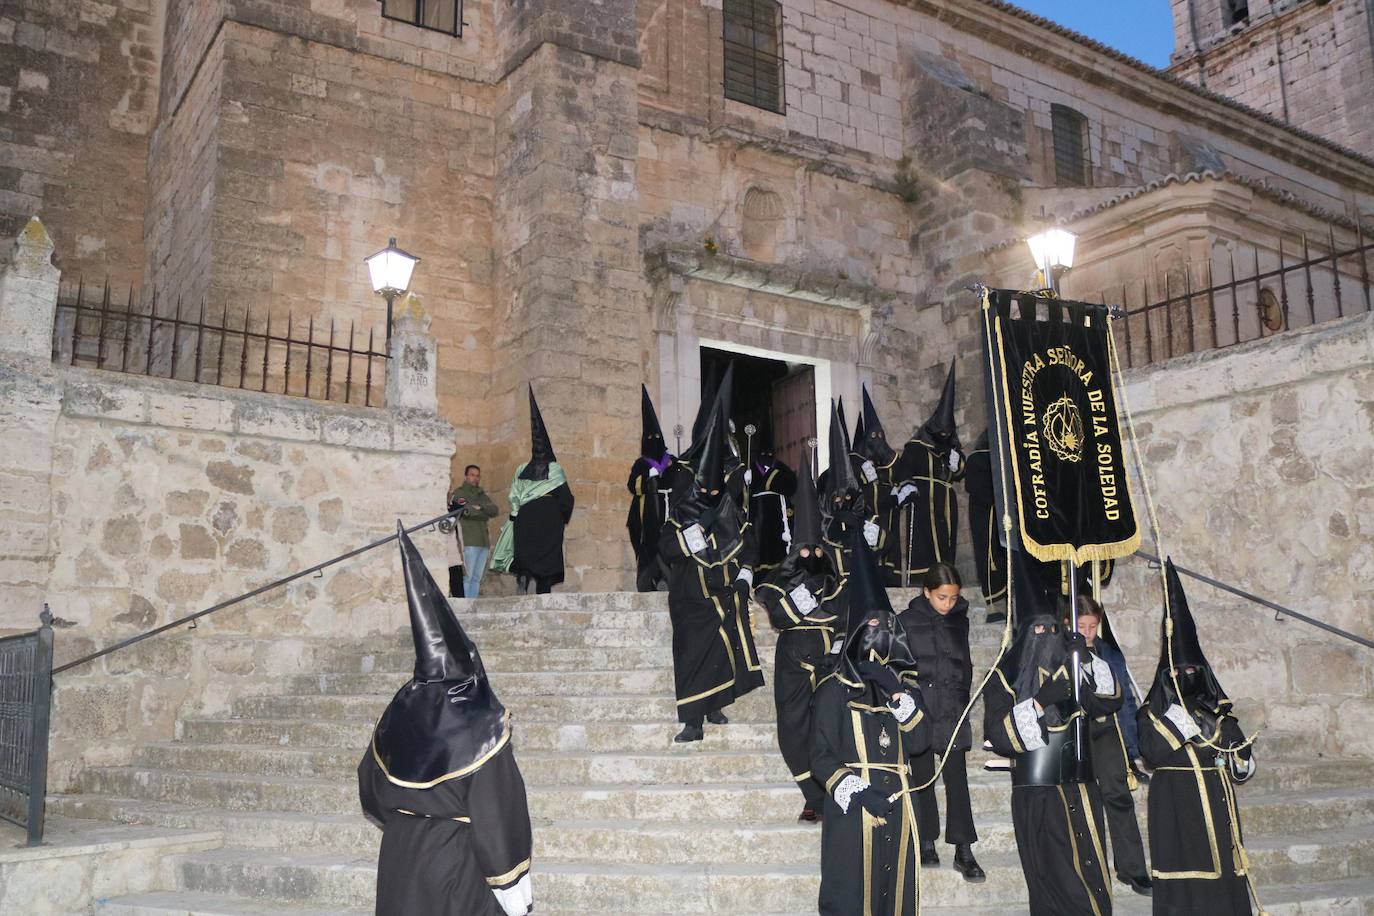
[
  {"xmin": 1105, "ymin": 309, "xmax": 1374, "ymax": 758},
  {"xmin": 0, "ymin": 0, "xmax": 162, "ymax": 283},
  {"xmin": 1171, "ymin": 0, "xmax": 1374, "ymax": 155},
  {"xmin": 0, "ymin": 219, "xmax": 459, "ymax": 790}
]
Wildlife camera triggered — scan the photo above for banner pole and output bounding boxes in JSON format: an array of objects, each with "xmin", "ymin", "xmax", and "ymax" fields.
[{"xmin": 1068, "ymin": 562, "xmax": 1086, "ymax": 773}]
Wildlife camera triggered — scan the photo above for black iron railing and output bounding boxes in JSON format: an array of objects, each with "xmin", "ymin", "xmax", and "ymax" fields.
[
  {"xmin": 52, "ymin": 281, "xmax": 389, "ymax": 407},
  {"xmin": 54, "ymin": 510, "xmax": 462, "ymax": 676},
  {"xmin": 1137, "ymin": 551, "xmax": 1373, "ymax": 651},
  {"xmin": 0, "ymin": 608, "xmax": 54, "ymax": 847},
  {"xmin": 1101, "ymin": 224, "xmax": 1372, "ymax": 368}
]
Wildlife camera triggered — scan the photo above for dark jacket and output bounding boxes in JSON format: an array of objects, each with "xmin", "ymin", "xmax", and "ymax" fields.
[
  {"xmin": 451, "ymin": 483, "xmax": 500, "ymax": 549},
  {"xmin": 898, "ymin": 594, "xmax": 973, "ymax": 751}
]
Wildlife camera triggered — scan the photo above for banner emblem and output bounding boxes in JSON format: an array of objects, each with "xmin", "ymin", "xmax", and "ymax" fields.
[{"xmin": 1043, "ymin": 396, "xmax": 1084, "ymax": 462}]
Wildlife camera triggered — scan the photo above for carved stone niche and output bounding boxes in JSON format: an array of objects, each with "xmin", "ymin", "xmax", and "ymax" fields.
[{"xmin": 740, "ymin": 187, "xmax": 786, "ymax": 263}]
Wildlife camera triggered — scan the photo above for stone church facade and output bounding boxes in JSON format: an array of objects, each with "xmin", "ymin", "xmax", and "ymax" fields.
[{"xmin": 2, "ymin": 0, "xmax": 1372, "ymax": 590}]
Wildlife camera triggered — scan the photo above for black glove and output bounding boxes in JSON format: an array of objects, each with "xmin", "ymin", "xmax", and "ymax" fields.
[
  {"xmin": 1064, "ymin": 631, "xmax": 1090, "ymax": 663},
  {"xmin": 733, "ymin": 577, "xmax": 751, "ymax": 602},
  {"xmin": 855, "ymin": 787, "xmax": 892, "ymax": 818},
  {"xmin": 857, "ymin": 660, "xmax": 903, "ymax": 697},
  {"xmin": 1033, "ymin": 675, "xmax": 1074, "ymax": 711},
  {"xmin": 1220, "ymin": 716, "xmax": 1252, "ymax": 761}
]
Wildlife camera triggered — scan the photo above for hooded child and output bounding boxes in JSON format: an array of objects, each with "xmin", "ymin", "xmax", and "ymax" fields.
[
  {"xmin": 893, "ymin": 363, "xmax": 964, "ymax": 578},
  {"xmin": 627, "ymin": 385, "xmax": 676, "ymax": 592}
]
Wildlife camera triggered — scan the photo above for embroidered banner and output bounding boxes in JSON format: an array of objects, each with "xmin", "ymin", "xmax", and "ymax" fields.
[{"xmin": 981, "ymin": 289, "xmax": 1140, "ymax": 564}]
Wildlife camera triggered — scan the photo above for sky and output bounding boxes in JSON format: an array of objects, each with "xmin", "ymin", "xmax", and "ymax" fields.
[{"xmin": 1009, "ymin": 1, "xmax": 1177, "ymax": 68}]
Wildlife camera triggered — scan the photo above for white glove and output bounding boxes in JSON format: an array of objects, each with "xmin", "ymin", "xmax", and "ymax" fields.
[
  {"xmin": 895, "ymin": 484, "xmax": 917, "ymax": 505},
  {"xmin": 743, "ymin": 469, "xmax": 754, "ymax": 485},
  {"xmin": 889, "ymin": 692, "xmax": 917, "ymax": 723},
  {"xmin": 648, "ymin": 466, "xmax": 660, "ymax": 478},
  {"xmin": 492, "ymin": 875, "xmax": 532, "ymax": 916},
  {"xmin": 863, "ymin": 520, "xmax": 879, "ymax": 547},
  {"xmin": 947, "ymin": 450, "xmax": 962, "ymax": 472}
]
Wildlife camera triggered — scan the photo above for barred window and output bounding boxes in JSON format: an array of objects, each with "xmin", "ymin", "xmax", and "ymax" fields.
[
  {"xmin": 380, "ymin": 0, "xmax": 463, "ymax": 37},
  {"xmin": 1051, "ymin": 104, "xmax": 1090, "ymax": 187},
  {"xmin": 1223, "ymin": 0, "xmax": 1250, "ymax": 28},
  {"xmin": 724, "ymin": 0, "xmax": 784, "ymax": 114}
]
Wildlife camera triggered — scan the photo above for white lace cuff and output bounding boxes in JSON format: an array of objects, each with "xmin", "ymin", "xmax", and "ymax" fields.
[
  {"xmin": 1089, "ymin": 657, "xmax": 1115, "ymax": 695},
  {"xmin": 1013, "ymin": 698, "xmax": 1047, "ymax": 751},
  {"xmin": 492, "ymin": 874, "xmax": 532, "ymax": 916},
  {"xmin": 890, "ymin": 693, "xmax": 917, "ymax": 723},
  {"xmin": 736, "ymin": 567, "xmax": 754, "ymax": 586},
  {"xmin": 833, "ymin": 774, "xmax": 868, "ymax": 814},
  {"xmin": 1165, "ymin": 703, "xmax": 1202, "ymax": 740}
]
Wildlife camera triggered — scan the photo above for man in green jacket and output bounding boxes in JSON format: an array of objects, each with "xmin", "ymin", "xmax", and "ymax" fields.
[{"xmin": 449, "ymin": 465, "xmax": 501, "ymax": 598}]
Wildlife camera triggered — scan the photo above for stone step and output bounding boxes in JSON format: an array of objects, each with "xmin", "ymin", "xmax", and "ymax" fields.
[
  {"xmin": 178, "ymin": 716, "xmax": 784, "ymax": 754},
  {"xmin": 230, "ymin": 689, "xmax": 780, "ymax": 723},
  {"xmin": 96, "ymin": 890, "xmax": 370, "ymax": 916}
]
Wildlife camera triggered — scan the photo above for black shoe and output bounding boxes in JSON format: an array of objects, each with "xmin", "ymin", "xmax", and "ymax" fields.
[
  {"xmin": 919, "ymin": 840, "xmax": 940, "ymax": 867},
  {"xmin": 1121, "ymin": 874, "xmax": 1153, "ymax": 896},
  {"xmin": 1130, "ymin": 762, "xmax": 1152, "ymax": 785},
  {"xmin": 953, "ymin": 844, "xmax": 986, "ymax": 882},
  {"xmin": 798, "ymin": 807, "xmax": 821, "ymax": 824},
  {"xmin": 706, "ymin": 710, "xmax": 729, "ymax": 725},
  {"xmin": 986, "ymin": 610, "xmax": 1008, "ymax": 624},
  {"xmin": 673, "ymin": 724, "xmax": 703, "ymax": 743}
]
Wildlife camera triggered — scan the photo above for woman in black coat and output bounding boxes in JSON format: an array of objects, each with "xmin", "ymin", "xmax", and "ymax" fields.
[{"xmin": 897, "ymin": 562, "xmax": 984, "ymax": 881}]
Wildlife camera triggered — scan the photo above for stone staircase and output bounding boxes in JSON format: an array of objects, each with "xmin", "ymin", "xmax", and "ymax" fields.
[{"xmin": 50, "ymin": 592, "xmax": 1374, "ymax": 914}]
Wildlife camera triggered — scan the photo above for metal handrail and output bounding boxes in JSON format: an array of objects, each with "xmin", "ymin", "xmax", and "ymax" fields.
[
  {"xmin": 53, "ymin": 509, "xmax": 464, "ymax": 675},
  {"xmin": 1136, "ymin": 550, "xmax": 1374, "ymax": 651}
]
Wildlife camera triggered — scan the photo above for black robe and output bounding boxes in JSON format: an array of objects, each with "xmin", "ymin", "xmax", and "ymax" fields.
[
  {"xmin": 811, "ymin": 675, "xmax": 932, "ymax": 915},
  {"xmin": 758, "ymin": 562, "xmax": 841, "ymax": 809},
  {"xmin": 1137, "ymin": 704, "xmax": 1254, "ymax": 915},
  {"xmin": 747, "ymin": 461, "xmax": 798, "ymax": 575},
  {"xmin": 851, "ymin": 452, "xmax": 902, "ymax": 586},
  {"xmin": 963, "ymin": 444, "xmax": 1007, "ymax": 605},
  {"xmin": 985, "ymin": 661, "xmax": 1121, "ymax": 916},
  {"xmin": 358, "ymin": 746, "xmax": 533, "ymax": 916},
  {"xmin": 627, "ymin": 457, "xmax": 674, "ymax": 591},
  {"xmin": 658, "ymin": 501, "xmax": 765, "ymax": 724},
  {"xmin": 511, "ymin": 482, "xmax": 574, "ymax": 587},
  {"xmin": 892, "ymin": 440, "xmax": 963, "ymax": 579}
]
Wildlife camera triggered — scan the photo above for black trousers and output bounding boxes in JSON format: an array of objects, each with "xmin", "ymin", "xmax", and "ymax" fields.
[
  {"xmin": 1093, "ymin": 729, "xmax": 1148, "ymax": 878},
  {"xmin": 910, "ymin": 748, "xmax": 977, "ymax": 845},
  {"xmin": 447, "ymin": 565, "xmax": 466, "ymax": 599}
]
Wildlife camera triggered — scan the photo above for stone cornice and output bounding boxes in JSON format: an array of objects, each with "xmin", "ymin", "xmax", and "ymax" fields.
[
  {"xmin": 908, "ymin": 0, "xmax": 1374, "ymax": 189},
  {"xmin": 644, "ymin": 246, "xmax": 904, "ymax": 314}
]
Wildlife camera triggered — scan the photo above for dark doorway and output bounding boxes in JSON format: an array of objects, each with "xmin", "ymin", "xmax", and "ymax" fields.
[{"xmin": 699, "ymin": 346, "xmax": 816, "ymax": 473}]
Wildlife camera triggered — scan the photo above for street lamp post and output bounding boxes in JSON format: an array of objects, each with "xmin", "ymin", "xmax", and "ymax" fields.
[
  {"xmin": 1026, "ymin": 228, "xmax": 1078, "ymax": 296},
  {"xmin": 364, "ymin": 237, "xmax": 421, "ymax": 347},
  {"xmin": 1025, "ymin": 225, "xmax": 1087, "ymax": 776}
]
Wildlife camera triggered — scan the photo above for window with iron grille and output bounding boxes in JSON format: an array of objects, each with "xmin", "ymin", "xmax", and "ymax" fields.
[
  {"xmin": 1223, "ymin": 0, "xmax": 1250, "ymax": 28},
  {"xmin": 380, "ymin": 0, "xmax": 463, "ymax": 37},
  {"xmin": 1051, "ymin": 104, "xmax": 1090, "ymax": 187},
  {"xmin": 723, "ymin": 0, "xmax": 784, "ymax": 114}
]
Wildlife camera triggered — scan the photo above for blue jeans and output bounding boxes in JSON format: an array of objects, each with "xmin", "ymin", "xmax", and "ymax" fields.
[{"xmin": 464, "ymin": 546, "xmax": 490, "ymax": 598}]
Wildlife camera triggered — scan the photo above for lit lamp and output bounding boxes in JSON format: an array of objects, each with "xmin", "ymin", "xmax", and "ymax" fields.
[
  {"xmin": 1026, "ymin": 228, "xmax": 1078, "ymax": 295},
  {"xmin": 364, "ymin": 237, "xmax": 420, "ymax": 346}
]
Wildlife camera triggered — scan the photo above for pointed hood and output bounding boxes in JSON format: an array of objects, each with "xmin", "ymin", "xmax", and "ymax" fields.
[
  {"xmin": 520, "ymin": 385, "xmax": 556, "ymax": 480},
  {"xmin": 694, "ymin": 404, "xmax": 730, "ymax": 493},
  {"xmin": 370, "ymin": 525, "xmax": 508, "ymax": 788},
  {"xmin": 836, "ymin": 396, "xmax": 853, "ymax": 452},
  {"xmin": 917, "ymin": 363, "xmax": 961, "ymax": 453},
  {"xmin": 852, "ymin": 412, "xmax": 866, "ymax": 448},
  {"xmin": 838, "ymin": 530, "xmax": 917, "ymax": 688},
  {"xmin": 821, "ymin": 400, "xmax": 863, "ymax": 527},
  {"xmin": 791, "ymin": 450, "xmax": 823, "ymax": 547},
  {"xmin": 640, "ymin": 385, "xmax": 668, "ymax": 462},
  {"xmin": 681, "ymin": 363, "xmax": 734, "ymax": 467},
  {"xmin": 853, "ymin": 384, "xmax": 896, "ymax": 464},
  {"xmin": 1145, "ymin": 559, "xmax": 1229, "ymax": 714}
]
